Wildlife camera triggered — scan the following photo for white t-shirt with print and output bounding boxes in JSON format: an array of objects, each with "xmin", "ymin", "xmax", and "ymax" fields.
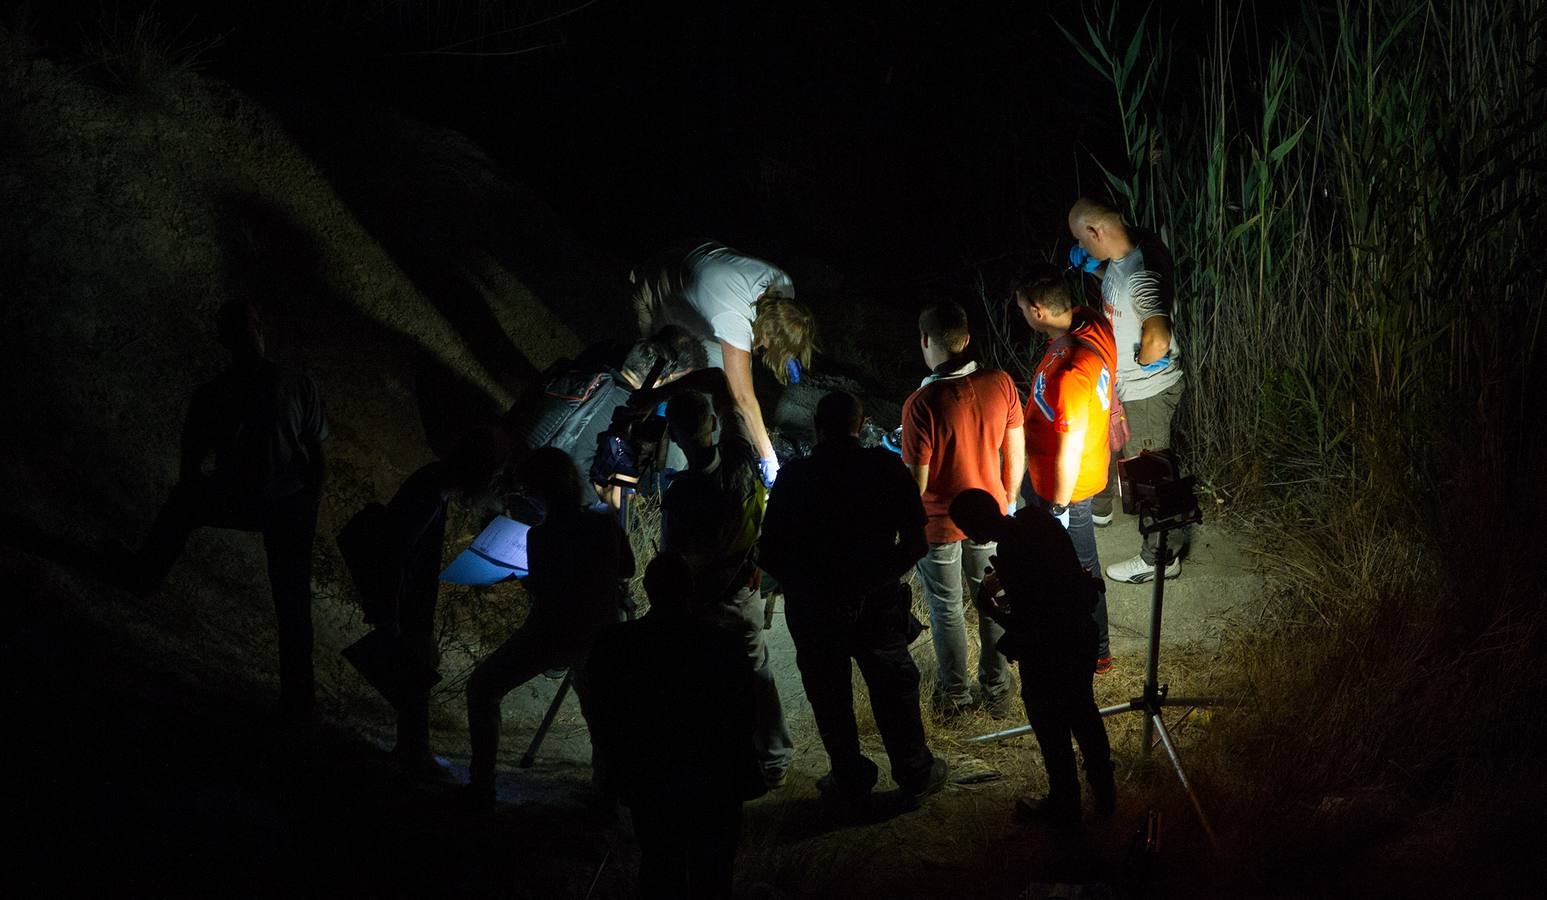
[{"xmin": 1101, "ymin": 243, "xmax": 1183, "ymax": 402}]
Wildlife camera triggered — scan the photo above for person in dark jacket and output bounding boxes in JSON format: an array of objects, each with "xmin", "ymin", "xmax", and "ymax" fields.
[
  {"xmin": 588, "ymin": 552, "xmax": 762, "ymax": 899},
  {"xmin": 463, "ymin": 447, "xmax": 635, "ymax": 808},
  {"xmin": 345, "ymin": 427, "xmax": 511, "ymax": 776},
  {"xmin": 950, "ymin": 488, "xmax": 1115, "ymax": 824},
  {"xmin": 132, "ymin": 299, "xmax": 328, "ymax": 723},
  {"xmin": 759, "ymin": 391, "xmax": 948, "ymax": 810}
]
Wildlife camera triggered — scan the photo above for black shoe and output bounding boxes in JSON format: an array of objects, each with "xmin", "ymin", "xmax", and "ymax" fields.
[
  {"xmin": 817, "ymin": 756, "xmax": 878, "ymax": 801},
  {"xmin": 984, "ymin": 691, "xmax": 1015, "ymax": 720},
  {"xmin": 898, "ymin": 756, "xmax": 950, "ymax": 807},
  {"xmin": 1015, "ymin": 794, "xmax": 1080, "ymax": 825}
]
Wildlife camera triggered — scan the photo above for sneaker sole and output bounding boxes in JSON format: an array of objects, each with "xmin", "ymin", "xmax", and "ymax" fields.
[
  {"xmin": 1110, "ymin": 565, "xmax": 1180, "ymax": 584},
  {"xmin": 1091, "ymin": 514, "xmax": 1114, "ymax": 527}
]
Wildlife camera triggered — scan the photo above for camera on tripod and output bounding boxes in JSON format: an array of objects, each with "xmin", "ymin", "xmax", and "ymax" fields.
[{"xmin": 1117, "ymin": 449, "xmax": 1202, "ymax": 533}]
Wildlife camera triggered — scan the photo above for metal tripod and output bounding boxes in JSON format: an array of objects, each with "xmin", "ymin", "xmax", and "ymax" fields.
[{"xmin": 968, "ymin": 501, "xmax": 1223, "ymax": 846}]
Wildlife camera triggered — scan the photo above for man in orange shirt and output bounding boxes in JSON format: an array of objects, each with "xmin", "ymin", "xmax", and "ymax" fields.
[
  {"xmin": 902, "ymin": 302, "xmax": 1026, "ymax": 718},
  {"xmin": 1013, "ymin": 266, "xmax": 1116, "ymax": 674}
]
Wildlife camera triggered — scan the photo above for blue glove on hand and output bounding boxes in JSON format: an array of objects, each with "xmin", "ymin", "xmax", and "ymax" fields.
[
  {"xmin": 1068, "ymin": 245, "xmax": 1101, "ymax": 274},
  {"xmin": 759, "ymin": 456, "xmax": 780, "ymax": 487},
  {"xmin": 785, "ymin": 358, "xmax": 803, "ymax": 385}
]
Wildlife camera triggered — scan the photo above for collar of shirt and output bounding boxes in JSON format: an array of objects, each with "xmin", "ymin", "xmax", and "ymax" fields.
[{"xmin": 919, "ymin": 355, "xmax": 979, "ymax": 388}]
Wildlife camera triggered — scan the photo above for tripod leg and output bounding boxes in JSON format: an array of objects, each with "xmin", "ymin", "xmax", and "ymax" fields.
[
  {"xmin": 1150, "ymin": 713, "xmax": 1218, "ymax": 848},
  {"xmin": 519, "ymin": 672, "xmax": 573, "ymax": 768}
]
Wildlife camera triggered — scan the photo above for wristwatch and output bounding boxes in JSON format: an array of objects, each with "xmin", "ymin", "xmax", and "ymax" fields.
[{"xmin": 1050, "ymin": 503, "xmax": 1069, "ymax": 517}]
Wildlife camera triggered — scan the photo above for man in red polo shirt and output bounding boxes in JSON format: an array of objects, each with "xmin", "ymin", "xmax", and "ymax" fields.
[
  {"xmin": 1013, "ymin": 265, "xmax": 1117, "ymax": 674},
  {"xmin": 902, "ymin": 302, "xmax": 1026, "ymax": 718}
]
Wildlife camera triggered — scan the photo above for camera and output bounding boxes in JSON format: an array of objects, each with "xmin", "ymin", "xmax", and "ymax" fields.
[
  {"xmin": 1117, "ymin": 449, "xmax": 1202, "ymax": 529},
  {"xmin": 588, "ymin": 355, "xmax": 673, "ymax": 490}
]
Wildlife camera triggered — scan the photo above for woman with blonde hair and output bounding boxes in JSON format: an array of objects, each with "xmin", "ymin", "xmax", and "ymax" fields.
[{"xmin": 633, "ymin": 240, "xmax": 816, "ymax": 484}]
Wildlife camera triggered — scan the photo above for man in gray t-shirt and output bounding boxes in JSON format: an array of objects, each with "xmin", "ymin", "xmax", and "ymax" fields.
[{"xmin": 1068, "ymin": 198, "xmax": 1186, "ymax": 584}]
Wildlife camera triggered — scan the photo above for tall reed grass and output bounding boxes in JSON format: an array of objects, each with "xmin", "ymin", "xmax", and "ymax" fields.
[{"xmin": 1068, "ymin": 0, "xmax": 1547, "ymax": 879}]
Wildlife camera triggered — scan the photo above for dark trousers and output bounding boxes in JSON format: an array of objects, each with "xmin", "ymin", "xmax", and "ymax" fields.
[
  {"xmin": 784, "ymin": 584, "xmax": 934, "ymax": 791},
  {"xmin": 1022, "ymin": 490, "xmax": 1111, "ymax": 658},
  {"xmin": 465, "ymin": 626, "xmax": 595, "ymax": 785},
  {"xmin": 631, "ymin": 793, "xmax": 742, "ymax": 900},
  {"xmin": 139, "ymin": 480, "xmax": 319, "ymax": 719},
  {"xmin": 1020, "ymin": 660, "xmax": 1112, "ymax": 803}
]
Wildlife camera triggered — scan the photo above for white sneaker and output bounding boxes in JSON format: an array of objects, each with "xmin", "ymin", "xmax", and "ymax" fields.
[{"xmin": 1105, "ymin": 553, "xmax": 1180, "ymax": 583}]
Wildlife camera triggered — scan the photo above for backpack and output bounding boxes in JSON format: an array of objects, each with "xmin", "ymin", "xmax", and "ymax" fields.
[
  {"xmin": 503, "ymin": 360, "xmax": 622, "ymax": 458},
  {"xmin": 663, "ymin": 455, "xmax": 767, "ymax": 600}
]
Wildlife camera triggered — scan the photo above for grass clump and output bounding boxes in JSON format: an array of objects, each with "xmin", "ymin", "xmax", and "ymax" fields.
[{"xmin": 1066, "ymin": 0, "xmax": 1547, "ymax": 886}]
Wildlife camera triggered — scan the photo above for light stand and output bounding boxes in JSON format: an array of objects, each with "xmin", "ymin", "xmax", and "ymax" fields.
[{"xmin": 969, "ymin": 464, "xmax": 1224, "ymax": 846}]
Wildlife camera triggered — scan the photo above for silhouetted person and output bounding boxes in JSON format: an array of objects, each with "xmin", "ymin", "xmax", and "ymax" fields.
[
  {"xmin": 348, "ymin": 427, "xmax": 512, "ymax": 776},
  {"xmin": 132, "ymin": 299, "xmax": 327, "ymax": 723},
  {"xmin": 950, "ymin": 488, "xmax": 1115, "ymax": 824},
  {"xmin": 651, "ymin": 370, "xmax": 794, "ymax": 787},
  {"xmin": 760, "ymin": 391, "xmax": 949, "ymax": 812},
  {"xmin": 588, "ymin": 553, "xmax": 763, "ymax": 900},
  {"xmin": 463, "ymin": 447, "xmax": 634, "ymax": 808}
]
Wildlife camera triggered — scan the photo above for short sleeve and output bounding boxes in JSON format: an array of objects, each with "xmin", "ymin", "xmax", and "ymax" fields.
[
  {"xmin": 1059, "ymin": 359, "xmax": 1097, "ymax": 435},
  {"xmin": 1129, "ymin": 269, "xmax": 1170, "ymax": 322},
  {"xmin": 709, "ymin": 309, "xmax": 755, "ymax": 352},
  {"xmin": 999, "ymin": 372, "xmax": 1024, "ymax": 429},
  {"xmin": 901, "ymin": 392, "xmax": 933, "ymax": 466}
]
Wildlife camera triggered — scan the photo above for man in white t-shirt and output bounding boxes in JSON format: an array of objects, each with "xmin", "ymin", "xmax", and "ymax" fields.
[
  {"xmin": 1068, "ymin": 198, "xmax": 1186, "ymax": 583},
  {"xmin": 634, "ymin": 240, "xmax": 814, "ymax": 486}
]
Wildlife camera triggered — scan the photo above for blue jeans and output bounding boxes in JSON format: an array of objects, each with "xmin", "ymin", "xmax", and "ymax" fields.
[
  {"xmin": 916, "ymin": 539, "xmax": 1010, "ymax": 707},
  {"xmin": 1023, "ymin": 491, "xmax": 1111, "ymax": 659}
]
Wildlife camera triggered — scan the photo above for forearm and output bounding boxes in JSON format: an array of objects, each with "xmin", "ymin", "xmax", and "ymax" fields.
[
  {"xmin": 1052, "ymin": 433, "xmax": 1085, "ymax": 506},
  {"xmin": 722, "ymin": 345, "xmax": 775, "ymax": 460},
  {"xmin": 1001, "ymin": 426, "xmax": 1025, "ymax": 507},
  {"xmin": 1138, "ymin": 316, "xmax": 1172, "ymax": 365}
]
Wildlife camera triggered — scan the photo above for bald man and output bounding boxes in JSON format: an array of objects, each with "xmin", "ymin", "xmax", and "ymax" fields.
[{"xmin": 1068, "ymin": 198, "xmax": 1186, "ymax": 584}]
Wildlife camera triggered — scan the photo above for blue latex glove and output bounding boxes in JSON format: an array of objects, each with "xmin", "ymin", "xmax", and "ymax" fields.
[
  {"xmin": 881, "ymin": 426, "xmax": 903, "ymax": 455},
  {"xmin": 1068, "ymin": 245, "xmax": 1101, "ymax": 274},
  {"xmin": 759, "ymin": 456, "xmax": 780, "ymax": 487},
  {"xmin": 785, "ymin": 358, "xmax": 803, "ymax": 384}
]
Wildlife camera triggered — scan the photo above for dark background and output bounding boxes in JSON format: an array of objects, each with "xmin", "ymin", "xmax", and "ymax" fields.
[{"xmin": 9, "ymin": 0, "xmax": 1160, "ymax": 287}]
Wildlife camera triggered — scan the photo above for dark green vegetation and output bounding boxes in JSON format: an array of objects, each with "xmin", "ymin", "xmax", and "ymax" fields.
[{"xmin": 1067, "ymin": 0, "xmax": 1547, "ymax": 891}]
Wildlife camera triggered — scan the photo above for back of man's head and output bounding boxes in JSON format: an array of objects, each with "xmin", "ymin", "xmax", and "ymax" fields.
[
  {"xmin": 624, "ymin": 324, "xmax": 708, "ymax": 385},
  {"xmin": 447, "ymin": 425, "xmax": 514, "ymax": 496},
  {"xmin": 665, "ymin": 390, "xmax": 715, "ymax": 448},
  {"xmin": 949, "ymin": 488, "xmax": 1005, "ymax": 543},
  {"xmin": 1011, "ymin": 263, "xmax": 1073, "ymax": 315},
  {"xmin": 919, "ymin": 302, "xmax": 971, "ymax": 353},
  {"xmin": 1069, "ymin": 197, "xmax": 1127, "ymax": 234},
  {"xmin": 643, "ymin": 552, "xmax": 695, "ymax": 615},
  {"xmin": 521, "ymin": 446, "xmax": 584, "ymax": 515},
  {"xmin": 814, "ymin": 391, "xmax": 863, "ymax": 442}
]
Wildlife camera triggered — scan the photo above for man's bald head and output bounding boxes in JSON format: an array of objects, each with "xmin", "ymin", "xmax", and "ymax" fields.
[
  {"xmin": 814, "ymin": 390, "xmax": 863, "ymax": 442},
  {"xmin": 1068, "ymin": 197, "xmax": 1134, "ymax": 262}
]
